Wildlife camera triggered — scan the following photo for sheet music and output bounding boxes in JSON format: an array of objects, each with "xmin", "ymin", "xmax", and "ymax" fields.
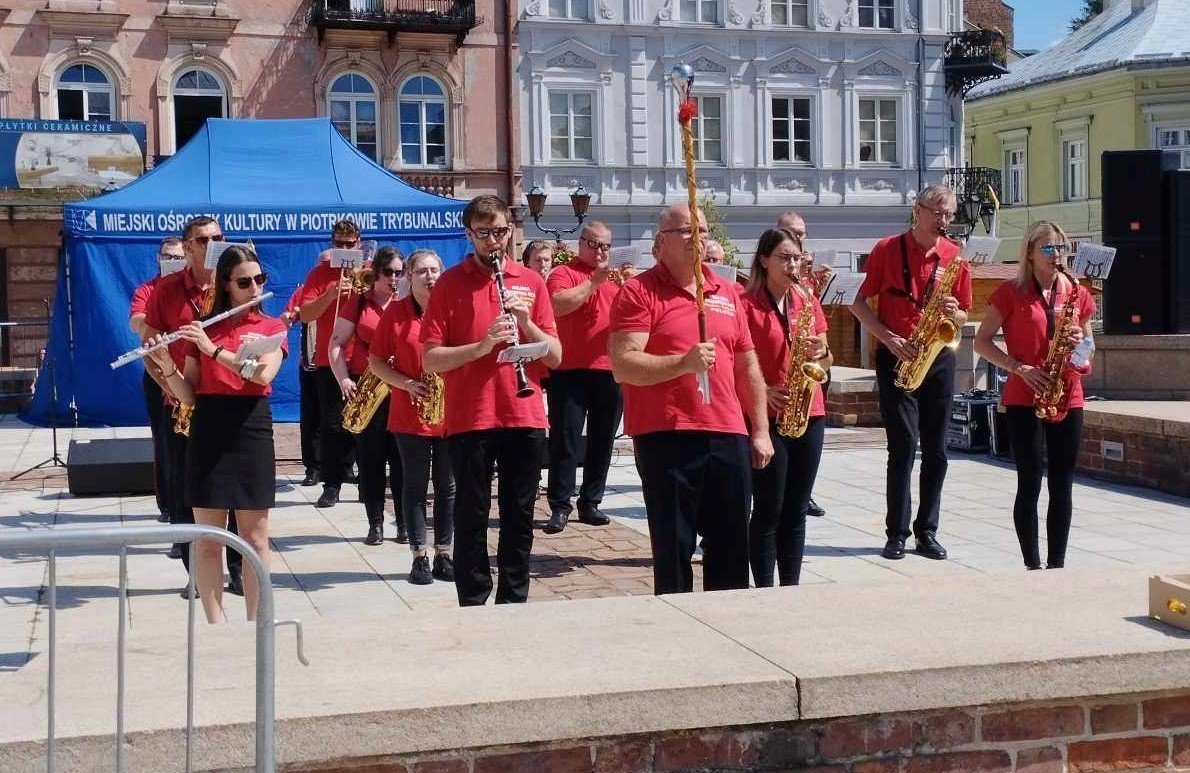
[
  {"xmin": 234, "ymin": 332, "xmax": 286, "ymax": 363},
  {"xmin": 159, "ymin": 258, "xmax": 187, "ymax": 276},
  {"xmin": 609, "ymin": 244, "xmax": 654, "ymax": 270},
  {"xmin": 1071, "ymin": 243, "xmax": 1117, "ymax": 280},
  {"xmin": 497, "ymin": 341, "xmax": 550, "ymax": 364},
  {"xmin": 204, "ymin": 240, "xmax": 251, "ymax": 270},
  {"xmin": 706, "ymin": 262, "xmax": 738, "ymax": 283},
  {"xmin": 329, "ymin": 248, "xmax": 364, "ymax": 269},
  {"xmin": 818, "ymin": 272, "xmax": 866, "ymax": 306},
  {"xmin": 811, "ymin": 248, "xmax": 836, "ymax": 268},
  {"xmin": 962, "ymin": 236, "xmax": 1002, "ymax": 265}
]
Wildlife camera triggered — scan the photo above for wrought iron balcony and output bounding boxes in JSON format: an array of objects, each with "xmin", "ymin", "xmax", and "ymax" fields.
[
  {"xmin": 944, "ymin": 28, "xmax": 1010, "ymax": 97},
  {"xmin": 945, "ymin": 166, "xmax": 1002, "ymax": 206},
  {"xmin": 311, "ymin": 0, "xmax": 480, "ymax": 43}
]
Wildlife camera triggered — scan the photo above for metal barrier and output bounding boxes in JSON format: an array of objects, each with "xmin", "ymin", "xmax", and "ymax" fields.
[{"xmin": 0, "ymin": 524, "xmax": 309, "ymax": 773}]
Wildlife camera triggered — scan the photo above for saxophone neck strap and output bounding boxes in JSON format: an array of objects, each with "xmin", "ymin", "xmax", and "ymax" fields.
[
  {"xmin": 1032, "ymin": 274, "xmax": 1060, "ymax": 338},
  {"xmin": 764, "ymin": 286, "xmax": 793, "ymax": 347},
  {"xmin": 889, "ymin": 232, "xmax": 941, "ymax": 310}
]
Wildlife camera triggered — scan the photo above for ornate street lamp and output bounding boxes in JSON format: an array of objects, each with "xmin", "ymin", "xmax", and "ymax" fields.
[{"xmin": 525, "ymin": 184, "xmax": 591, "ymax": 242}]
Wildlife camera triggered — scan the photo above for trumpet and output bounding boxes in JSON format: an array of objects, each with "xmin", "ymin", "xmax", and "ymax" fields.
[
  {"xmin": 110, "ymin": 292, "xmax": 274, "ymax": 369},
  {"xmin": 490, "ymin": 249, "xmax": 534, "ymax": 398},
  {"xmin": 608, "ymin": 263, "xmax": 637, "ymax": 286}
]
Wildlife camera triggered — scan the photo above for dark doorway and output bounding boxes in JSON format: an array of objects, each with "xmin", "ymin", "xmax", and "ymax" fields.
[{"xmin": 174, "ymin": 95, "xmax": 223, "ymax": 151}]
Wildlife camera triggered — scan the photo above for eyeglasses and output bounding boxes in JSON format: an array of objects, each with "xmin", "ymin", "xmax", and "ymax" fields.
[
  {"xmin": 770, "ymin": 251, "xmax": 806, "ymax": 262},
  {"xmin": 582, "ymin": 237, "xmax": 612, "ymax": 251},
  {"xmin": 379, "ymin": 266, "xmax": 405, "ymax": 278},
  {"xmin": 660, "ymin": 227, "xmax": 711, "ymax": 238},
  {"xmin": 186, "ymin": 234, "xmax": 225, "ymax": 245},
  {"xmin": 333, "ymin": 238, "xmax": 360, "ymax": 248},
  {"xmin": 1039, "ymin": 243, "xmax": 1071, "ymax": 256},
  {"xmin": 469, "ymin": 226, "xmax": 511, "ymax": 240},
  {"xmin": 232, "ymin": 273, "xmax": 268, "ymax": 290},
  {"xmin": 916, "ymin": 204, "xmax": 956, "ymax": 221},
  {"xmin": 411, "ymin": 265, "xmax": 440, "ymax": 276},
  {"xmin": 158, "ymin": 253, "xmax": 185, "ymax": 261}
]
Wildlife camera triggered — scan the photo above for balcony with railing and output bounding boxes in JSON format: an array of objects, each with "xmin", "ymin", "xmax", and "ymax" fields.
[
  {"xmin": 945, "ymin": 167, "xmax": 1002, "ymax": 205},
  {"xmin": 944, "ymin": 28, "xmax": 1010, "ymax": 97},
  {"xmin": 311, "ymin": 0, "xmax": 480, "ymax": 43}
]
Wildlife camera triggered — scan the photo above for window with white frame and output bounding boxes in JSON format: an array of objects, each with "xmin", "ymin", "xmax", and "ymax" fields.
[
  {"xmin": 858, "ymin": 98, "xmax": 897, "ymax": 164},
  {"xmin": 1062, "ymin": 138, "xmax": 1087, "ymax": 201},
  {"xmin": 691, "ymin": 96, "xmax": 723, "ymax": 162},
  {"xmin": 680, "ymin": 0, "xmax": 718, "ymax": 23},
  {"xmin": 549, "ymin": 91, "xmax": 594, "ymax": 162},
  {"xmin": 1157, "ymin": 126, "xmax": 1190, "ymax": 168},
  {"xmin": 57, "ymin": 64, "xmax": 113, "ymax": 121},
  {"xmin": 330, "ymin": 73, "xmax": 378, "ymax": 162},
  {"xmin": 398, "ymin": 76, "xmax": 448, "ymax": 167},
  {"xmin": 548, "ymin": 0, "xmax": 590, "ymax": 18},
  {"xmin": 770, "ymin": 0, "xmax": 808, "ymax": 26},
  {"xmin": 173, "ymin": 69, "xmax": 225, "ymax": 151},
  {"xmin": 771, "ymin": 96, "xmax": 811, "ymax": 163},
  {"xmin": 857, "ymin": 0, "xmax": 894, "ymax": 28},
  {"xmin": 1003, "ymin": 146, "xmax": 1027, "ymax": 205}
]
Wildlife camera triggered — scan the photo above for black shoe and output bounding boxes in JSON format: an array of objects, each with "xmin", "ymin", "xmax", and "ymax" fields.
[
  {"xmin": 409, "ymin": 555, "xmax": 433, "ymax": 585},
  {"xmin": 168, "ymin": 543, "xmax": 185, "ymax": 560},
  {"xmin": 315, "ymin": 485, "xmax": 340, "ymax": 508},
  {"xmin": 881, "ymin": 538, "xmax": 906, "ymax": 560},
  {"xmin": 179, "ymin": 585, "xmax": 197, "ymax": 600},
  {"xmin": 394, "ymin": 523, "xmax": 409, "ymax": 544},
  {"xmin": 226, "ymin": 573, "xmax": 245, "ymax": 596},
  {"xmin": 364, "ymin": 524, "xmax": 384, "ymax": 545},
  {"xmin": 543, "ymin": 510, "xmax": 569, "ymax": 534},
  {"xmin": 156, "ymin": 511, "xmax": 170, "ymax": 523},
  {"xmin": 301, "ymin": 468, "xmax": 320, "ymax": 487},
  {"xmin": 432, "ymin": 553, "xmax": 455, "ymax": 582},
  {"xmin": 806, "ymin": 498, "xmax": 826, "ymax": 518},
  {"xmin": 915, "ymin": 535, "xmax": 948, "ymax": 561},
  {"xmin": 577, "ymin": 507, "xmax": 610, "ymax": 526}
]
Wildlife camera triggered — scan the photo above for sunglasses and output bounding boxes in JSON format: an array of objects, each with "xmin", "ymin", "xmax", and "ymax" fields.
[
  {"xmin": 469, "ymin": 226, "xmax": 511, "ymax": 240},
  {"xmin": 378, "ymin": 266, "xmax": 405, "ymax": 278},
  {"xmin": 1039, "ymin": 243, "xmax": 1070, "ymax": 256},
  {"xmin": 333, "ymin": 239, "xmax": 360, "ymax": 248},
  {"xmin": 186, "ymin": 234, "xmax": 225, "ymax": 245},
  {"xmin": 232, "ymin": 273, "xmax": 268, "ymax": 290},
  {"xmin": 582, "ymin": 237, "xmax": 612, "ymax": 251}
]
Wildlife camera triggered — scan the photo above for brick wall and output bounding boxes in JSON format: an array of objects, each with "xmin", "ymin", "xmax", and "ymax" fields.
[
  {"xmin": 289, "ymin": 690, "xmax": 1190, "ymax": 772},
  {"xmin": 965, "ymin": 0, "xmax": 1014, "ymax": 49},
  {"xmin": 1079, "ymin": 421, "xmax": 1190, "ymax": 498},
  {"xmin": 825, "ymin": 390, "xmax": 882, "ymax": 428}
]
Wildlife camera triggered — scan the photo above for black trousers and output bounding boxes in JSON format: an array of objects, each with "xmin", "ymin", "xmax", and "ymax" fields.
[
  {"xmin": 315, "ymin": 366, "xmax": 354, "ymax": 487},
  {"xmin": 142, "ymin": 372, "xmax": 169, "ymax": 516},
  {"xmin": 354, "ymin": 398, "xmax": 402, "ymax": 518},
  {"xmin": 634, "ymin": 431, "xmax": 751, "ymax": 595},
  {"xmin": 163, "ymin": 420, "xmax": 240, "ymax": 576},
  {"xmin": 448, "ymin": 429, "xmax": 545, "ymax": 606},
  {"xmin": 299, "ymin": 363, "xmax": 320, "ymax": 472},
  {"xmin": 749, "ymin": 416, "xmax": 825, "ymax": 587},
  {"xmin": 1005, "ymin": 407, "xmax": 1083, "ymax": 569},
  {"xmin": 875, "ymin": 346, "xmax": 955, "ymax": 542},
  {"xmin": 394, "ymin": 432, "xmax": 456, "ymax": 551},
  {"xmin": 546, "ymin": 369, "xmax": 622, "ymax": 516}
]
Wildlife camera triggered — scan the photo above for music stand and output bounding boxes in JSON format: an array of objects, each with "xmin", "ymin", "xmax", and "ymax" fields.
[{"xmin": 12, "ymin": 299, "xmax": 65, "ymax": 479}]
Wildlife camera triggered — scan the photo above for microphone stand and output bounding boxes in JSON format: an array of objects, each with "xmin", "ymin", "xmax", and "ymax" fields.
[{"xmin": 13, "ymin": 299, "xmax": 65, "ymax": 479}]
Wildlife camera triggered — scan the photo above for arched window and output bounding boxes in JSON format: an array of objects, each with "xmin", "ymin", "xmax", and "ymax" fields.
[
  {"xmin": 173, "ymin": 69, "xmax": 226, "ymax": 151},
  {"xmin": 329, "ymin": 73, "xmax": 378, "ymax": 161},
  {"xmin": 57, "ymin": 64, "xmax": 113, "ymax": 121},
  {"xmin": 398, "ymin": 76, "xmax": 448, "ymax": 168}
]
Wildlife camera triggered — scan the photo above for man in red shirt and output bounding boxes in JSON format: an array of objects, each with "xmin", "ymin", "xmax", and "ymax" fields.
[
  {"xmin": 608, "ymin": 203, "xmax": 773, "ymax": 595},
  {"xmin": 543, "ymin": 221, "xmax": 619, "ymax": 534},
  {"xmin": 848, "ymin": 185, "xmax": 972, "ymax": 562},
  {"xmin": 142, "ymin": 217, "xmax": 242, "ymax": 594},
  {"xmin": 297, "ymin": 220, "xmax": 359, "ymax": 507},
  {"xmin": 421, "ymin": 195, "xmax": 561, "ymax": 606}
]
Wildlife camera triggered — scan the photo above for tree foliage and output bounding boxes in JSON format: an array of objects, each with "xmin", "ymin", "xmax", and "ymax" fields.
[
  {"xmin": 699, "ymin": 195, "xmax": 743, "ymax": 268},
  {"xmin": 1069, "ymin": 0, "xmax": 1104, "ymax": 32}
]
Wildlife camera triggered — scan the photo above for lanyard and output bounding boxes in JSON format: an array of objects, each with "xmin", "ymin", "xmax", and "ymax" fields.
[
  {"xmin": 892, "ymin": 233, "xmax": 941, "ymax": 309},
  {"xmin": 764, "ymin": 286, "xmax": 792, "ymax": 347},
  {"xmin": 1032, "ymin": 275, "xmax": 1059, "ymax": 338}
]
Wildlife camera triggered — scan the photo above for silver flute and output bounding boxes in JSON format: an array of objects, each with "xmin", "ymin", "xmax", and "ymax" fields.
[{"xmin": 109, "ymin": 292, "xmax": 274, "ymax": 370}]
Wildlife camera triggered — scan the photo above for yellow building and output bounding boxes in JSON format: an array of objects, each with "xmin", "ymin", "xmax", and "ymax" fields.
[{"xmin": 964, "ymin": 0, "xmax": 1190, "ymax": 261}]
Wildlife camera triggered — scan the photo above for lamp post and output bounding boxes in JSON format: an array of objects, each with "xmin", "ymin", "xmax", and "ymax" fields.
[{"xmin": 525, "ymin": 184, "xmax": 592, "ymax": 242}]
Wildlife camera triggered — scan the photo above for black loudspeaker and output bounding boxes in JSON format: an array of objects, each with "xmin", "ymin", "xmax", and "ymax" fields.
[
  {"xmin": 1166, "ymin": 170, "xmax": 1190, "ymax": 332},
  {"xmin": 1103, "ymin": 240, "xmax": 1168, "ymax": 334},
  {"xmin": 1101, "ymin": 149, "xmax": 1180, "ymax": 242},
  {"xmin": 66, "ymin": 438, "xmax": 156, "ymax": 496}
]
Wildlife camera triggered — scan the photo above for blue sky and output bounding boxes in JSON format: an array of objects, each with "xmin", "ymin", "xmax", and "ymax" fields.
[{"xmin": 1012, "ymin": 0, "xmax": 1089, "ymax": 52}]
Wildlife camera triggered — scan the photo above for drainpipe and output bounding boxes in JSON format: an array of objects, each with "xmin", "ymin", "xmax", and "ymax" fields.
[
  {"xmin": 916, "ymin": 0, "xmax": 927, "ymax": 192},
  {"xmin": 505, "ymin": 0, "xmax": 518, "ymax": 206}
]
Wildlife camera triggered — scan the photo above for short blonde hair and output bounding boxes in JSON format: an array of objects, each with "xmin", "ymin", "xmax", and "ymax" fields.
[
  {"xmin": 915, "ymin": 184, "xmax": 956, "ymax": 210},
  {"xmin": 1015, "ymin": 220, "xmax": 1070, "ymax": 289}
]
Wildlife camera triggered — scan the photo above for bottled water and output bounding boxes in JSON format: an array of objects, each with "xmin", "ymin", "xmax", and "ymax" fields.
[{"xmin": 1069, "ymin": 335, "xmax": 1094, "ymax": 369}]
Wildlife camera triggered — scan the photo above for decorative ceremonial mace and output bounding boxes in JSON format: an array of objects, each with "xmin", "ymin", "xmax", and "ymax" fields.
[{"xmin": 671, "ymin": 62, "xmax": 711, "ymax": 404}]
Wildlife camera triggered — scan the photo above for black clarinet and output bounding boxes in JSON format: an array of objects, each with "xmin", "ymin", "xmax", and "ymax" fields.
[{"xmin": 489, "ymin": 249, "xmax": 534, "ymax": 398}]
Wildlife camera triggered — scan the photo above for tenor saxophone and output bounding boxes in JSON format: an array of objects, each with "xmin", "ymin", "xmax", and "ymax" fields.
[
  {"xmin": 1034, "ymin": 272, "xmax": 1081, "ymax": 423},
  {"xmin": 413, "ymin": 371, "xmax": 445, "ymax": 426},
  {"xmin": 342, "ymin": 368, "xmax": 390, "ymax": 434},
  {"xmin": 894, "ymin": 249, "xmax": 964, "ymax": 392},
  {"xmin": 777, "ymin": 285, "xmax": 828, "ymax": 439}
]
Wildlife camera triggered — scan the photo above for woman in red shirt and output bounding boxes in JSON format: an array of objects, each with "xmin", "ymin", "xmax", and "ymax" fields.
[
  {"xmin": 741, "ymin": 228, "xmax": 832, "ymax": 586},
  {"xmin": 329, "ymin": 247, "xmax": 405, "ymax": 546},
  {"xmin": 974, "ymin": 221, "xmax": 1096, "ymax": 570},
  {"xmin": 148, "ymin": 246, "xmax": 286, "ymax": 623},
  {"xmin": 369, "ymin": 248, "xmax": 455, "ymax": 586}
]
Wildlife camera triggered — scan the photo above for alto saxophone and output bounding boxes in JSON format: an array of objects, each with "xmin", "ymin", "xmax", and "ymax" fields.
[
  {"xmin": 777, "ymin": 285, "xmax": 828, "ymax": 439},
  {"xmin": 413, "ymin": 371, "xmax": 445, "ymax": 426},
  {"xmin": 342, "ymin": 368, "xmax": 390, "ymax": 434},
  {"xmin": 1034, "ymin": 272, "xmax": 1081, "ymax": 423},
  {"xmin": 172, "ymin": 403, "xmax": 193, "ymax": 437},
  {"xmin": 894, "ymin": 247, "xmax": 964, "ymax": 392}
]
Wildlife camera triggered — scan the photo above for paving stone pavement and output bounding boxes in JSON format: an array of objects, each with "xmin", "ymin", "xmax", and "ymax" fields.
[{"xmin": 0, "ymin": 416, "xmax": 1186, "ymax": 653}]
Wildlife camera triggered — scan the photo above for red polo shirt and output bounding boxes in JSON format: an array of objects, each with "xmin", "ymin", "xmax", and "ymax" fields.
[
  {"xmin": 989, "ymin": 279, "xmax": 1096, "ymax": 409},
  {"xmin": 180, "ymin": 311, "xmax": 288, "ymax": 396},
  {"xmin": 419, "ymin": 254, "xmax": 557, "ymax": 436},
  {"xmin": 338, "ymin": 292, "xmax": 390, "ymax": 377},
  {"xmin": 857, "ymin": 231, "xmax": 973, "ymax": 340},
  {"xmin": 130, "ymin": 276, "xmax": 160, "ymax": 318},
  {"xmin": 741, "ymin": 287, "xmax": 829, "ymax": 419},
  {"xmin": 298, "ymin": 257, "xmax": 352, "ymax": 368},
  {"xmin": 609, "ymin": 263, "xmax": 754, "ymax": 437},
  {"xmin": 144, "ymin": 267, "xmax": 209, "ymax": 371},
  {"xmin": 371, "ymin": 296, "xmax": 444, "ymax": 438},
  {"xmin": 546, "ymin": 261, "xmax": 618, "ymax": 371}
]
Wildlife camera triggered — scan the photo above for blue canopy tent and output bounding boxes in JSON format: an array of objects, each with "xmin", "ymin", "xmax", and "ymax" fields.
[{"xmin": 22, "ymin": 117, "xmax": 469, "ymax": 427}]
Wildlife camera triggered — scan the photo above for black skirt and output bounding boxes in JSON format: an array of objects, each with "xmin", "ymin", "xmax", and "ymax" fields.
[{"xmin": 186, "ymin": 394, "xmax": 275, "ymax": 510}]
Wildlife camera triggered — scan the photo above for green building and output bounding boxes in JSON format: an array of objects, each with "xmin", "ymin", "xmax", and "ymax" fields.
[{"xmin": 964, "ymin": 0, "xmax": 1190, "ymax": 261}]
